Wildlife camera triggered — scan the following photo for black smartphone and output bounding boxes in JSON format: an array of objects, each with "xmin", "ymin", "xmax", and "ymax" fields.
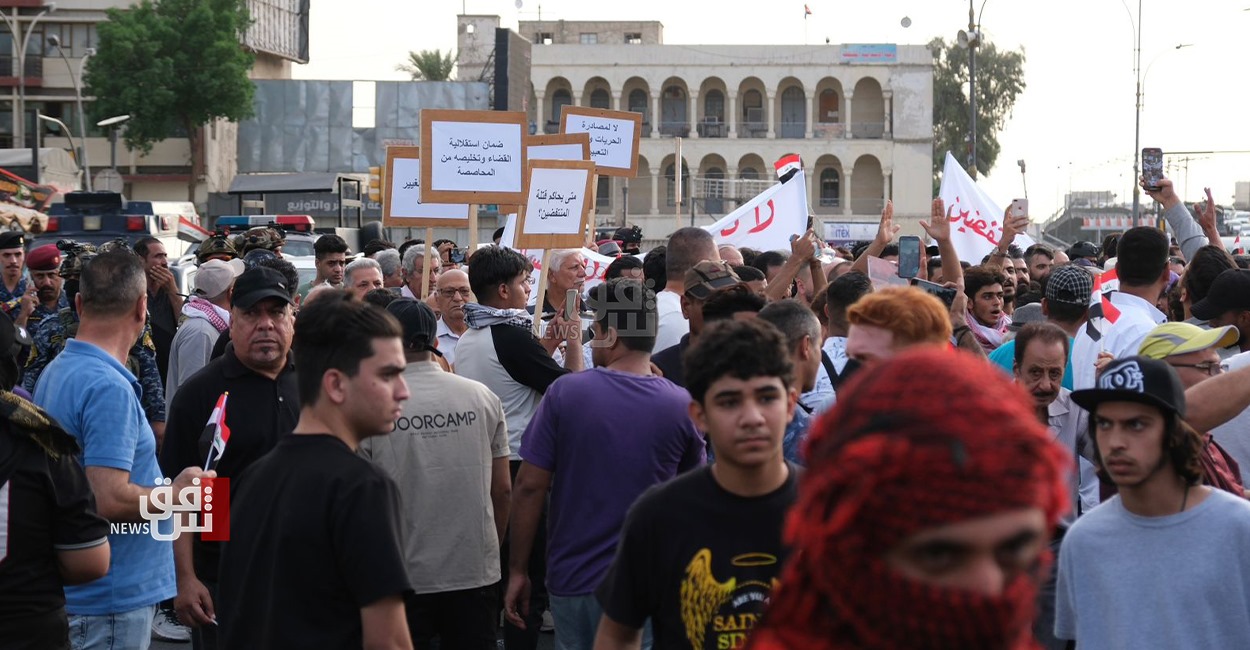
[
  {"xmin": 898, "ymin": 235, "xmax": 921, "ymax": 279},
  {"xmin": 911, "ymin": 278, "xmax": 957, "ymax": 307},
  {"xmin": 449, "ymin": 248, "xmax": 466, "ymax": 264},
  {"xmin": 1142, "ymin": 147, "xmax": 1164, "ymax": 192}
]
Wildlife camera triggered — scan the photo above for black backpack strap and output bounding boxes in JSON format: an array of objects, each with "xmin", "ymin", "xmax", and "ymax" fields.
[{"xmin": 822, "ymin": 350, "xmax": 840, "ymax": 389}]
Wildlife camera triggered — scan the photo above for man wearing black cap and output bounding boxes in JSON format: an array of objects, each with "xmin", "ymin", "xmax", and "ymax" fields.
[
  {"xmin": 1057, "ymin": 356, "xmax": 1250, "ymax": 648},
  {"xmin": 1192, "ymin": 269, "xmax": 1250, "ymax": 356},
  {"xmin": 160, "ymin": 266, "xmax": 299, "ymax": 649},
  {"xmin": 358, "ymin": 298, "xmax": 510, "ymax": 650},
  {"xmin": 651, "ymin": 260, "xmax": 741, "ymax": 387},
  {"xmin": 0, "ymin": 231, "xmax": 37, "ymax": 328},
  {"xmin": 612, "ymin": 225, "xmax": 643, "ymax": 256},
  {"xmin": 989, "ymin": 264, "xmax": 1092, "ymax": 388}
]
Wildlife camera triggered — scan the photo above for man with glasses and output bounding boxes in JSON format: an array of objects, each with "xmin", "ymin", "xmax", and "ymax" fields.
[
  {"xmin": 1135, "ymin": 322, "xmax": 1245, "ymax": 495},
  {"xmin": 434, "ymin": 269, "xmax": 473, "ymax": 366}
]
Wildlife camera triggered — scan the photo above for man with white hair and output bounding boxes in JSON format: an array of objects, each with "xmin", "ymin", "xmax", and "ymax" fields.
[
  {"xmin": 434, "ymin": 269, "xmax": 472, "ymax": 366},
  {"xmin": 166, "ymin": 259, "xmax": 243, "ymax": 407},
  {"xmin": 401, "ymin": 245, "xmax": 439, "ymax": 300},
  {"xmin": 374, "ymin": 248, "xmax": 404, "ymax": 289},
  {"xmin": 344, "ymin": 257, "xmax": 384, "ymax": 301}
]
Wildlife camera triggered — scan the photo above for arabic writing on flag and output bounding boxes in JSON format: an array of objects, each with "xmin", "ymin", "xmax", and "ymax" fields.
[
  {"xmin": 938, "ymin": 152, "xmax": 1035, "ymax": 264},
  {"xmin": 704, "ymin": 169, "xmax": 808, "ymax": 254}
]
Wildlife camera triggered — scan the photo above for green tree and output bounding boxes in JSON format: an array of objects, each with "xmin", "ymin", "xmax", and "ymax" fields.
[
  {"xmin": 396, "ymin": 49, "xmax": 457, "ymax": 81},
  {"xmin": 85, "ymin": 0, "xmax": 255, "ymax": 200},
  {"xmin": 929, "ymin": 37, "xmax": 1026, "ymax": 187}
]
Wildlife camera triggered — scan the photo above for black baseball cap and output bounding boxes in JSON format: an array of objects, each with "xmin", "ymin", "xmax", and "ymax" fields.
[
  {"xmin": 232, "ymin": 267, "xmax": 293, "ymax": 309},
  {"xmin": 386, "ymin": 298, "xmax": 442, "ymax": 357},
  {"xmin": 0, "ymin": 231, "xmax": 24, "ymax": 250},
  {"xmin": 1191, "ymin": 269, "xmax": 1250, "ymax": 321},
  {"xmin": 1071, "ymin": 356, "xmax": 1186, "ymax": 418},
  {"xmin": 1067, "ymin": 241, "xmax": 1100, "ymax": 260}
]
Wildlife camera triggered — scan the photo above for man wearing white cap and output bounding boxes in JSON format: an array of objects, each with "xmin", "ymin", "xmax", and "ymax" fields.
[{"xmin": 165, "ymin": 259, "xmax": 244, "ymax": 408}]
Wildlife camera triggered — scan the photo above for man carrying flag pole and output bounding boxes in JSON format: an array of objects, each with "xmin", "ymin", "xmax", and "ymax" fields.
[{"xmin": 159, "ymin": 266, "xmax": 301, "ymax": 649}]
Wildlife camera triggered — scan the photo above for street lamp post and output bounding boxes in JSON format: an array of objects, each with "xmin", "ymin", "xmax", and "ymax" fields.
[
  {"xmin": 957, "ymin": 0, "xmax": 989, "ymax": 178},
  {"xmin": 47, "ymin": 34, "xmax": 92, "ymax": 191},
  {"xmin": 97, "ymin": 114, "xmax": 130, "ymax": 170},
  {"xmin": 0, "ymin": 3, "xmax": 56, "ymax": 148},
  {"xmin": 36, "ymin": 112, "xmax": 83, "ymax": 186}
]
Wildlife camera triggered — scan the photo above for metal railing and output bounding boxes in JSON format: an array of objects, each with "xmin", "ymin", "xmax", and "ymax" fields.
[
  {"xmin": 813, "ymin": 123, "xmax": 844, "ymax": 138},
  {"xmin": 849, "ymin": 122, "xmax": 887, "ymax": 139},
  {"xmin": 777, "ymin": 121, "xmax": 805, "ymax": 139},
  {"xmin": 818, "ymin": 197, "xmax": 841, "ymax": 208},
  {"xmin": 692, "ymin": 176, "xmax": 775, "ymax": 203},
  {"xmin": 658, "ymin": 121, "xmax": 690, "ymax": 137}
]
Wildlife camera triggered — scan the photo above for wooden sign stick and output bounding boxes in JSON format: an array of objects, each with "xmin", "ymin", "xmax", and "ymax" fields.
[
  {"xmin": 532, "ymin": 249, "xmax": 553, "ymax": 338},
  {"xmin": 422, "ymin": 227, "xmax": 435, "ymax": 299},
  {"xmin": 468, "ymin": 204, "xmax": 479, "ymax": 251}
]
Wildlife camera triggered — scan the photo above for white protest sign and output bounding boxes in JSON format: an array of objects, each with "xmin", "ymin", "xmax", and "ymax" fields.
[
  {"xmin": 938, "ymin": 152, "xmax": 1035, "ymax": 264},
  {"xmin": 420, "ymin": 109, "xmax": 527, "ymax": 204},
  {"xmin": 704, "ymin": 170, "xmax": 809, "ymax": 253},
  {"xmin": 383, "ymin": 147, "xmax": 470, "ymax": 227},
  {"xmin": 526, "ymin": 133, "xmax": 590, "ymax": 163},
  {"xmin": 559, "ymin": 106, "xmax": 642, "ymax": 177},
  {"xmin": 516, "ymin": 160, "xmax": 595, "ymax": 250}
]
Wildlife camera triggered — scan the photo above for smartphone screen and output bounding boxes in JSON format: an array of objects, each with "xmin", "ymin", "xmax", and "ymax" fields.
[
  {"xmin": 911, "ymin": 278, "xmax": 957, "ymax": 307},
  {"xmin": 449, "ymin": 248, "xmax": 466, "ymax": 264},
  {"xmin": 897, "ymin": 236, "xmax": 921, "ymax": 279},
  {"xmin": 1142, "ymin": 148, "xmax": 1164, "ymax": 191}
]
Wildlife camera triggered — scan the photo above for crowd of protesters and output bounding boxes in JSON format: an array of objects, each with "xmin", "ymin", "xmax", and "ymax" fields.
[{"xmin": 5, "ymin": 171, "xmax": 1250, "ymax": 650}]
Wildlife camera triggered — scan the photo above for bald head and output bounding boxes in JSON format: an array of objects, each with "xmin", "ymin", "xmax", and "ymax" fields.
[
  {"xmin": 435, "ymin": 268, "xmax": 473, "ymax": 323},
  {"xmin": 665, "ymin": 227, "xmax": 719, "ymax": 283}
]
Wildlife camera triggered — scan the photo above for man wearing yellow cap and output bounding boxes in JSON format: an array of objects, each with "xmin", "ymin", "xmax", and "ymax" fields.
[{"xmin": 1138, "ymin": 322, "xmax": 1245, "ymax": 495}]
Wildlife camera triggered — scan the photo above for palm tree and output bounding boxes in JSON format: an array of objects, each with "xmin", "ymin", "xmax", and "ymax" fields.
[{"xmin": 396, "ymin": 49, "xmax": 457, "ymax": 81}]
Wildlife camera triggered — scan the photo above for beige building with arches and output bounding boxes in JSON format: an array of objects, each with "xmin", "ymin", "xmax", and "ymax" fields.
[{"xmin": 459, "ymin": 16, "xmax": 933, "ymax": 242}]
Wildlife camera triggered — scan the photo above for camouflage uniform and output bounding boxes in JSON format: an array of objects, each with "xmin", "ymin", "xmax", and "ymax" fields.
[
  {"xmin": 23, "ymin": 307, "xmax": 166, "ymax": 423},
  {"xmin": 30, "ymin": 292, "xmax": 69, "ymax": 325},
  {"xmin": 0, "ymin": 277, "xmax": 28, "ymax": 319}
]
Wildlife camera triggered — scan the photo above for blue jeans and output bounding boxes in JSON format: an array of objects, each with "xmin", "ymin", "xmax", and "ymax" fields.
[
  {"xmin": 548, "ymin": 595, "xmax": 652, "ymax": 650},
  {"xmin": 68, "ymin": 605, "xmax": 156, "ymax": 650}
]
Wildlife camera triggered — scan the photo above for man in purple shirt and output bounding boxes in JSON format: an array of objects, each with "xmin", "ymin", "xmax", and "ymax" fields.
[{"xmin": 504, "ymin": 278, "xmax": 705, "ymax": 649}]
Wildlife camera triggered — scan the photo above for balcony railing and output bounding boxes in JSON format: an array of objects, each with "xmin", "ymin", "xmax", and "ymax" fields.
[
  {"xmin": 693, "ymin": 176, "xmax": 775, "ymax": 203},
  {"xmin": 818, "ymin": 197, "xmax": 841, "ymax": 208},
  {"xmin": 850, "ymin": 122, "xmax": 887, "ymax": 139},
  {"xmin": 696, "ymin": 118, "xmax": 727, "ymax": 138},
  {"xmin": 813, "ymin": 123, "xmax": 844, "ymax": 139},
  {"xmin": 658, "ymin": 121, "xmax": 690, "ymax": 138},
  {"xmin": 740, "ymin": 121, "xmax": 767, "ymax": 138}
]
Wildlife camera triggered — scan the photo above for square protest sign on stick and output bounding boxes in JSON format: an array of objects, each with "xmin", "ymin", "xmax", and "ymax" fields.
[
  {"xmin": 559, "ymin": 106, "xmax": 641, "ymax": 178},
  {"xmin": 515, "ymin": 160, "xmax": 595, "ymax": 250},
  {"xmin": 525, "ymin": 133, "xmax": 590, "ymax": 162},
  {"xmin": 420, "ymin": 109, "xmax": 528, "ymax": 205},
  {"xmin": 383, "ymin": 146, "xmax": 472, "ymax": 228}
]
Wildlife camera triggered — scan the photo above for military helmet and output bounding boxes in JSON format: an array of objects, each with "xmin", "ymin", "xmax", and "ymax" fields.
[
  {"xmin": 197, "ymin": 235, "xmax": 238, "ymax": 264},
  {"xmin": 240, "ymin": 226, "xmax": 284, "ymax": 254}
]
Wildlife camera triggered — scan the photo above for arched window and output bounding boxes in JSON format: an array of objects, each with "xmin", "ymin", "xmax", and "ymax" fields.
[
  {"xmin": 590, "ymin": 88, "xmax": 610, "ymax": 109},
  {"xmin": 741, "ymin": 90, "xmax": 764, "ymax": 137},
  {"xmin": 704, "ymin": 167, "xmax": 725, "ymax": 215},
  {"xmin": 820, "ymin": 169, "xmax": 841, "ymax": 207},
  {"xmin": 818, "ymin": 89, "xmax": 840, "ymax": 123},
  {"xmin": 701, "ymin": 90, "xmax": 726, "ymax": 138},
  {"xmin": 661, "ymin": 85, "xmax": 688, "ymax": 136},
  {"xmin": 739, "ymin": 167, "xmax": 760, "ymax": 180},
  {"xmin": 665, "ymin": 162, "xmax": 689, "ymax": 207},
  {"xmin": 550, "ymin": 89, "xmax": 572, "ymax": 130},
  {"xmin": 779, "ymin": 86, "xmax": 805, "ymax": 138}
]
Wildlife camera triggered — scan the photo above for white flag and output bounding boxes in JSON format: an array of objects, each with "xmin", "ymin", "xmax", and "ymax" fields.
[
  {"xmin": 938, "ymin": 152, "xmax": 1035, "ymax": 264},
  {"xmin": 705, "ymin": 170, "xmax": 809, "ymax": 254}
]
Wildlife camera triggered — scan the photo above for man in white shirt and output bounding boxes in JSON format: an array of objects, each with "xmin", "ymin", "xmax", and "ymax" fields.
[
  {"xmin": 1070, "ymin": 226, "xmax": 1170, "ymax": 390},
  {"xmin": 653, "ymin": 228, "xmax": 719, "ymax": 352},
  {"xmin": 433, "ymin": 269, "xmax": 471, "ymax": 366},
  {"xmin": 401, "ymin": 245, "xmax": 439, "ymax": 301}
]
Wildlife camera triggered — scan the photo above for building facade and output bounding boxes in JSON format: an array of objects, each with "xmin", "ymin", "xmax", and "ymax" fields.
[
  {"xmin": 0, "ymin": 0, "xmax": 307, "ymax": 202},
  {"xmin": 460, "ymin": 16, "xmax": 933, "ymax": 241}
]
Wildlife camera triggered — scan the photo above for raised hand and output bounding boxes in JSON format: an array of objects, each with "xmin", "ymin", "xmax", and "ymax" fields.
[
  {"xmin": 874, "ymin": 200, "xmax": 900, "ymax": 246},
  {"xmin": 919, "ymin": 198, "xmax": 951, "ymax": 243}
]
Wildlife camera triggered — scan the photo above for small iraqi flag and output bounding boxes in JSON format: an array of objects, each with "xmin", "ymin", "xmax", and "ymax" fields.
[
  {"xmin": 202, "ymin": 392, "xmax": 231, "ymax": 471},
  {"xmin": 804, "ymin": 4, "xmax": 812, "ymax": 16},
  {"xmin": 775, "ymin": 154, "xmax": 802, "ymax": 183}
]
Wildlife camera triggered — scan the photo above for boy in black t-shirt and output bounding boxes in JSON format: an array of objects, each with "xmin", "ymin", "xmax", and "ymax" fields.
[
  {"xmin": 219, "ymin": 292, "xmax": 414, "ymax": 649},
  {"xmin": 595, "ymin": 319, "xmax": 800, "ymax": 650}
]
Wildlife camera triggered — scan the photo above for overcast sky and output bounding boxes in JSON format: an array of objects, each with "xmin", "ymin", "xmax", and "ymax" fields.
[{"xmin": 293, "ymin": 0, "xmax": 1250, "ymax": 221}]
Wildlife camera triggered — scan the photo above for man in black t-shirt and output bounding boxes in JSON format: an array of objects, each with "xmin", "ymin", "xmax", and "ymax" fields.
[
  {"xmin": 595, "ymin": 319, "xmax": 799, "ymax": 650},
  {"xmin": 0, "ymin": 316, "xmax": 110, "ymax": 649},
  {"xmin": 218, "ymin": 292, "xmax": 413, "ymax": 649}
]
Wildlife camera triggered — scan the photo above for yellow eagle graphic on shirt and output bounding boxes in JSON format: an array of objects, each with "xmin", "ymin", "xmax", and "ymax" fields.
[{"xmin": 680, "ymin": 549, "xmax": 780, "ymax": 649}]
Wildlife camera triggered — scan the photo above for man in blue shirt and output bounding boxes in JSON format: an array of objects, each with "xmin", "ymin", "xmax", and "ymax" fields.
[
  {"xmin": 34, "ymin": 250, "xmax": 209, "ymax": 650},
  {"xmin": 757, "ymin": 299, "xmax": 823, "ymax": 465}
]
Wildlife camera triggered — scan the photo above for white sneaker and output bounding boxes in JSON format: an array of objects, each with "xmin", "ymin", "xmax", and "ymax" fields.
[
  {"xmin": 151, "ymin": 608, "xmax": 191, "ymax": 642},
  {"xmin": 541, "ymin": 609, "xmax": 555, "ymax": 633}
]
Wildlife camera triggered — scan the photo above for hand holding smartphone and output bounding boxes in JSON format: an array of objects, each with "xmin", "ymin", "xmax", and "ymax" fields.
[
  {"xmin": 1142, "ymin": 147, "xmax": 1164, "ymax": 192},
  {"xmin": 897, "ymin": 235, "xmax": 921, "ymax": 279}
]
